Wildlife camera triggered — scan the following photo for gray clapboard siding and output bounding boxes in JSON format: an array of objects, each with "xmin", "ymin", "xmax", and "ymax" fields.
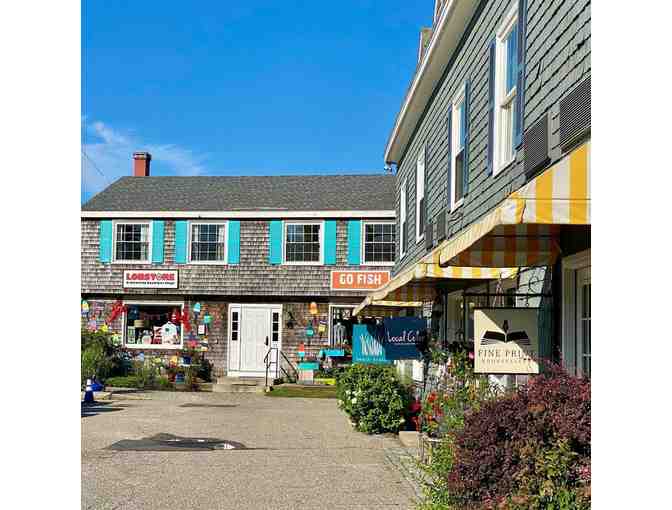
[{"xmin": 393, "ymin": 0, "xmax": 590, "ymax": 276}]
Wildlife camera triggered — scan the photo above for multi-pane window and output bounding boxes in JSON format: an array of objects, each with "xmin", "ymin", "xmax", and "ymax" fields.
[
  {"xmin": 231, "ymin": 311, "xmax": 239, "ymax": 342},
  {"xmin": 400, "ymin": 179, "xmax": 408, "ymax": 257},
  {"xmin": 495, "ymin": 4, "xmax": 519, "ymax": 174},
  {"xmin": 272, "ymin": 312, "xmax": 280, "ymax": 343},
  {"xmin": 363, "ymin": 223, "xmax": 396, "ymax": 263},
  {"xmin": 451, "ymin": 88, "xmax": 467, "ymax": 209},
  {"xmin": 190, "ymin": 223, "xmax": 226, "ymax": 262},
  {"xmin": 581, "ymin": 282, "xmax": 591, "ymax": 377},
  {"xmin": 285, "ymin": 223, "xmax": 322, "ymax": 263},
  {"xmin": 114, "ymin": 222, "xmax": 150, "ymax": 262}
]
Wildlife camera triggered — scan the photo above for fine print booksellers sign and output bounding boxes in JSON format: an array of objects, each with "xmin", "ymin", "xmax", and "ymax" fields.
[
  {"xmin": 123, "ymin": 270, "xmax": 178, "ymax": 289},
  {"xmin": 474, "ymin": 308, "xmax": 540, "ymax": 374},
  {"xmin": 330, "ymin": 270, "xmax": 390, "ymax": 291},
  {"xmin": 353, "ymin": 317, "xmax": 427, "ymax": 363}
]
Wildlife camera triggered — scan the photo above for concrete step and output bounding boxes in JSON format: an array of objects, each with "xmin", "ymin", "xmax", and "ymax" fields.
[
  {"xmin": 212, "ymin": 383, "xmax": 266, "ymax": 394},
  {"xmin": 214, "ymin": 376, "xmax": 265, "ymax": 385}
]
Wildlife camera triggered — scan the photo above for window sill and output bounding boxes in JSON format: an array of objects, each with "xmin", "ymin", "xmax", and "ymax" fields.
[
  {"xmin": 282, "ymin": 261, "xmax": 325, "ymax": 266},
  {"xmin": 450, "ymin": 198, "xmax": 464, "ymax": 213},
  {"xmin": 187, "ymin": 261, "xmax": 229, "ymax": 265},
  {"xmin": 111, "ymin": 260, "xmax": 152, "ymax": 265},
  {"xmin": 493, "ymin": 156, "xmax": 516, "ymax": 177},
  {"xmin": 362, "ymin": 261, "xmax": 396, "ymax": 266},
  {"xmin": 415, "ymin": 235, "xmax": 425, "ymax": 244}
]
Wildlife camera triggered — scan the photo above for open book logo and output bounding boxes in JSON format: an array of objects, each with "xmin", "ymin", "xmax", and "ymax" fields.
[{"xmin": 480, "ymin": 319, "xmax": 531, "ymax": 346}]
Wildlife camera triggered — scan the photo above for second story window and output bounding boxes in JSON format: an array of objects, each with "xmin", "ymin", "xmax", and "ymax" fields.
[
  {"xmin": 494, "ymin": 3, "xmax": 519, "ymax": 174},
  {"xmin": 190, "ymin": 222, "xmax": 226, "ymax": 263},
  {"xmin": 363, "ymin": 222, "xmax": 396, "ymax": 264},
  {"xmin": 114, "ymin": 221, "xmax": 151, "ymax": 263},
  {"xmin": 451, "ymin": 85, "xmax": 467, "ymax": 210},
  {"xmin": 285, "ymin": 222, "xmax": 322, "ymax": 264},
  {"xmin": 400, "ymin": 179, "xmax": 408, "ymax": 258},
  {"xmin": 416, "ymin": 146, "xmax": 426, "ymax": 243}
]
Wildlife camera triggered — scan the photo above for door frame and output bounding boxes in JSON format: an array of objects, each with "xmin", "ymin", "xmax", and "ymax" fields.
[
  {"xmin": 561, "ymin": 250, "xmax": 591, "ymax": 376},
  {"xmin": 227, "ymin": 303, "xmax": 283, "ymax": 377}
]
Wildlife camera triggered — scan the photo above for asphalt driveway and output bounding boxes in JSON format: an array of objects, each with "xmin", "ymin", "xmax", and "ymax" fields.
[{"xmin": 82, "ymin": 392, "xmax": 416, "ymax": 509}]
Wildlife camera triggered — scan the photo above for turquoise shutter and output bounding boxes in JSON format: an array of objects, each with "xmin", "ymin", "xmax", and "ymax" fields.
[
  {"xmin": 269, "ymin": 220, "xmax": 283, "ymax": 264},
  {"xmin": 174, "ymin": 220, "xmax": 188, "ymax": 264},
  {"xmin": 324, "ymin": 220, "xmax": 337, "ymax": 265},
  {"xmin": 463, "ymin": 79, "xmax": 471, "ymax": 196},
  {"xmin": 446, "ymin": 109, "xmax": 452, "ymax": 207},
  {"xmin": 228, "ymin": 220, "xmax": 240, "ymax": 264},
  {"xmin": 151, "ymin": 220, "xmax": 165, "ymax": 263},
  {"xmin": 99, "ymin": 220, "xmax": 113, "ymax": 263},
  {"xmin": 487, "ymin": 39, "xmax": 496, "ymax": 175},
  {"xmin": 347, "ymin": 220, "xmax": 361, "ymax": 265},
  {"xmin": 514, "ymin": 0, "xmax": 527, "ymax": 149}
]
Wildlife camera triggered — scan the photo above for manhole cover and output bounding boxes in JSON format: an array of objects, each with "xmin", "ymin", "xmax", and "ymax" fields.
[
  {"xmin": 179, "ymin": 403, "xmax": 238, "ymax": 408},
  {"xmin": 106, "ymin": 433, "xmax": 249, "ymax": 452}
]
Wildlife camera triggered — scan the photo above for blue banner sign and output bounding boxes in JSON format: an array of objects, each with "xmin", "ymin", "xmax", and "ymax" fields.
[{"xmin": 352, "ymin": 317, "xmax": 427, "ymax": 363}]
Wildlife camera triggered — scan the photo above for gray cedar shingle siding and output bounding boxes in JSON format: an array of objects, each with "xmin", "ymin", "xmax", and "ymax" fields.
[
  {"xmin": 82, "ymin": 175, "xmax": 396, "ymax": 212},
  {"xmin": 81, "ymin": 219, "xmax": 392, "ymax": 297},
  {"xmin": 393, "ymin": 0, "xmax": 590, "ymax": 276}
]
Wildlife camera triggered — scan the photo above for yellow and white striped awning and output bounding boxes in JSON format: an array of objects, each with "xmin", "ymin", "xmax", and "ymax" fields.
[
  {"xmin": 425, "ymin": 142, "xmax": 590, "ymax": 268},
  {"xmin": 353, "ymin": 262, "xmax": 517, "ymax": 316}
]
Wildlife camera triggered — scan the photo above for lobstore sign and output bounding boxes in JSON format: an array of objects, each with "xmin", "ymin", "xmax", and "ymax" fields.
[{"xmin": 123, "ymin": 270, "xmax": 179, "ymax": 289}]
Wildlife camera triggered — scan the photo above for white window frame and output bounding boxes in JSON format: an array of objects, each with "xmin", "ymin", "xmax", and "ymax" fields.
[
  {"xmin": 282, "ymin": 220, "xmax": 324, "ymax": 265},
  {"xmin": 493, "ymin": 2, "xmax": 518, "ymax": 176},
  {"xmin": 361, "ymin": 220, "xmax": 396, "ymax": 266},
  {"xmin": 561, "ymin": 250, "xmax": 591, "ymax": 376},
  {"xmin": 400, "ymin": 178, "xmax": 408, "ymax": 259},
  {"xmin": 187, "ymin": 220, "xmax": 228, "ymax": 265},
  {"xmin": 450, "ymin": 83, "xmax": 467, "ymax": 211},
  {"xmin": 122, "ymin": 300, "xmax": 184, "ymax": 350},
  {"xmin": 415, "ymin": 145, "xmax": 426, "ymax": 244},
  {"xmin": 112, "ymin": 220, "xmax": 153, "ymax": 264}
]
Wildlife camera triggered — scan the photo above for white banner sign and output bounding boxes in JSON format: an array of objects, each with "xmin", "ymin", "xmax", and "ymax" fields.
[
  {"xmin": 474, "ymin": 308, "xmax": 540, "ymax": 374},
  {"xmin": 123, "ymin": 270, "xmax": 178, "ymax": 289}
]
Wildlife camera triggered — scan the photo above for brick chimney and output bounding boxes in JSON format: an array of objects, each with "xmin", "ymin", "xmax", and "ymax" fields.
[{"xmin": 133, "ymin": 152, "xmax": 151, "ymax": 177}]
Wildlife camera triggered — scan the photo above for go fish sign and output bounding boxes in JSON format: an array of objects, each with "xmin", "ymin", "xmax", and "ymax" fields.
[{"xmin": 352, "ymin": 317, "xmax": 427, "ymax": 363}]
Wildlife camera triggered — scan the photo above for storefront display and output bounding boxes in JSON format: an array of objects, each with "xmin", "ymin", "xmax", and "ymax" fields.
[{"xmin": 123, "ymin": 303, "xmax": 184, "ymax": 347}]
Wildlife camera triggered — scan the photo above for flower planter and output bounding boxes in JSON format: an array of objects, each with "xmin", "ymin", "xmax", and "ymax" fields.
[{"xmin": 419, "ymin": 433, "xmax": 443, "ymax": 464}]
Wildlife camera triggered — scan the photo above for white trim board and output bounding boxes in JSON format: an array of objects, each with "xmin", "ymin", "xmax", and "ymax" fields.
[{"xmin": 82, "ymin": 210, "xmax": 395, "ymax": 219}]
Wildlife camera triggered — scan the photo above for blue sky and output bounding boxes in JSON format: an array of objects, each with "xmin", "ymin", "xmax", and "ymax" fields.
[{"xmin": 82, "ymin": 1, "xmax": 432, "ymax": 202}]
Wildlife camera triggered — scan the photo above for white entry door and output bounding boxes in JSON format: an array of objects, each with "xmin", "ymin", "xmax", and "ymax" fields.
[
  {"xmin": 240, "ymin": 306, "xmax": 271, "ymax": 373},
  {"xmin": 576, "ymin": 267, "xmax": 591, "ymax": 378},
  {"xmin": 228, "ymin": 304, "xmax": 282, "ymax": 376}
]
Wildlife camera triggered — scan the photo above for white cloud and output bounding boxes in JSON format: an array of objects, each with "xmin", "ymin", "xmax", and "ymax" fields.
[{"xmin": 81, "ymin": 119, "xmax": 209, "ymax": 199}]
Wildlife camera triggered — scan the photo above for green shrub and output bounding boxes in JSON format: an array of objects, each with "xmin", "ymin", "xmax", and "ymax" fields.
[
  {"xmin": 81, "ymin": 342, "xmax": 113, "ymax": 384},
  {"xmin": 155, "ymin": 376, "xmax": 173, "ymax": 390},
  {"xmin": 81, "ymin": 329, "xmax": 126, "ymax": 385},
  {"xmin": 336, "ymin": 364, "xmax": 410, "ymax": 434},
  {"xmin": 104, "ymin": 375, "xmax": 141, "ymax": 388}
]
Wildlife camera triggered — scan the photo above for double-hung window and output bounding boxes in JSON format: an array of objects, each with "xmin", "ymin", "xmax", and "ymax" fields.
[
  {"xmin": 189, "ymin": 222, "xmax": 227, "ymax": 263},
  {"xmin": 415, "ymin": 146, "xmax": 426, "ymax": 243},
  {"xmin": 400, "ymin": 179, "xmax": 408, "ymax": 258},
  {"xmin": 494, "ymin": 3, "xmax": 519, "ymax": 175},
  {"xmin": 113, "ymin": 221, "xmax": 151, "ymax": 263},
  {"xmin": 284, "ymin": 221, "xmax": 323, "ymax": 264},
  {"xmin": 450, "ymin": 85, "xmax": 467, "ymax": 210},
  {"xmin": 363, "ymin": 222, "xmax": 396, "ymax": 264}
]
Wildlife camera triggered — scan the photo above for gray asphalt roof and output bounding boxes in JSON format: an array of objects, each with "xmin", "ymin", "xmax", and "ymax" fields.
[{"xmin": 82, "ymin": 174, "xmax": 396, "ymax": 212}]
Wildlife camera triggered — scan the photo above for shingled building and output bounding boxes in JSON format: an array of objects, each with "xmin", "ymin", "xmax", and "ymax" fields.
[{"xmin": 81, "ymin": 153, "xmax": 395, "ymax": 379}]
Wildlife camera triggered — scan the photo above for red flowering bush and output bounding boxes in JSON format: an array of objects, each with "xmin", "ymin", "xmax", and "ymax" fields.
[{"xmin": 446, "ymin": 363, "xmax": 591, "ymax": 509}]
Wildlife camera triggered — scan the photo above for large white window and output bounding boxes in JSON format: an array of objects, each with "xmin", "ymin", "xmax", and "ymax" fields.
[
  {"xmin": 494, "ymin": 3, "xmax": 519, "ymax": 175},
  {"xmin": 415, "ymin": 146, "xmax": 426, "ymax": 243},
  {"xmin": 362, "ymin": 221, "xmax": 396, "ymax": 264},
  {"xmin": 400, "ymin": 178, "xmax": 408, "ymax": 258},
  {"xmin": 189, "ymin": 222, "xmax": 227, "ymax": 263},
  {"xmin": 284, "ymin": 221, "xmax": 323, "ymax": 264},
  {"xmin": 113, "ymin": 221, "xmax": 151, "ymax": 263},
  {"xmin": 123, "ymin": 301, "xmax": 184, "ymax": 349},
  {"xmin": 450, "ymin": 85, "xmax": 467, "ymax": 210}
]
